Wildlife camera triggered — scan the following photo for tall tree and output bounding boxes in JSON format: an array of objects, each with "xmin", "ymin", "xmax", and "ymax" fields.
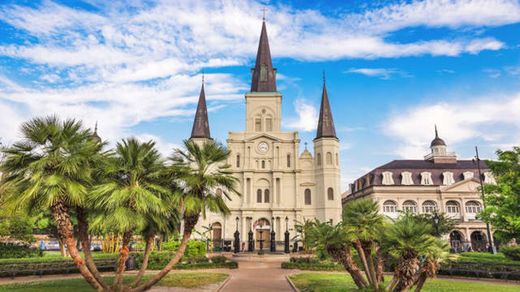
[
  {"xmin": 0, "ymin": 116, "xmax": 103, "ymax": 290},
  {"xmin": 479, "ymin": 147, "xmax": 520, "ymax": 242},
  {"xmin": 135, "ymin": 140, "xmax": 239, "ymax": 291},
  {"xmin": 90, "ymin": 138, "xmax": 170, "ymax": 290}
]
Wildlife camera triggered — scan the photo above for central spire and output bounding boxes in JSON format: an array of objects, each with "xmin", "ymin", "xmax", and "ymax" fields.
[
  {"xmin": 251, "ymin": 20, "xmax": 277, "ymax": 92},
  {"xmin": 190, "ymin": 79, "xmax": 211, "ymax": 139},
  {"xmin": 315, "ymin": 76, "xmax": 337, "ymax": 139}
]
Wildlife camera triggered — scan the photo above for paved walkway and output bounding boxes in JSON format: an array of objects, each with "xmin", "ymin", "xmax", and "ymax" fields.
[{"xmin": 220, "ymin": 254, "xmax": 294, "ymax": 292}]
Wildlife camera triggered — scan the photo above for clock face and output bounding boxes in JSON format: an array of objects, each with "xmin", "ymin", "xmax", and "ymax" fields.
[{"xmin": 257, "ymin": 142, "xmax": 269, "ymax": 153}]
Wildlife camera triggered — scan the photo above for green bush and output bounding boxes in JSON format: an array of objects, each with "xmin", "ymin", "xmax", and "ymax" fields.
[
  {"xmin": 289, "ymin": 257, "xmax": 320, "ymax": 264},
  {"xmin": 161, "ymin": 240, "xmax": 206, "ymax": 259},
  {"xmin": 0, "ymin": 242, "xmax": 39, "ymax": 259},
  {"xmin": 282, "ymin": 261, "xmax": 343, "ymax": 271},
  {"xmin": 209, "ymin": 255, "xmax": 227, "ymax": 264},
  {"xmin": 132, "ymin": 251, "xmax": 236, "ymax": 270},
  {"xmin": 502, "ymin": 246, "xmax": 520, "ymax": 261}
]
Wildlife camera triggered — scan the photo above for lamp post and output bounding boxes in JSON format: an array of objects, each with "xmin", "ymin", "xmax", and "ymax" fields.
[
  {"xmin": 270, "ymin": 217, "xmax": 276, "ymax": 252},
  {"xmin": 248, "ymin": 218, "xmax": 254, "ymax": 252},
  {"xmin": 258, "ymin": 221, "xmax": 264, "ymax": 255},
  {"xmin": 284, "ymin": 216, "xmax": 290, "ymax": 253},
  {"xmin": 432, "ymin": 212, "xmax": 440, "ymax": 237},
  {"xmin": 474, "ymin": 146, "xmax": 496, "ymax": 254},
  {"xmin": 234, "ymin": 216, "xmax": 240, "ymax": 254}
]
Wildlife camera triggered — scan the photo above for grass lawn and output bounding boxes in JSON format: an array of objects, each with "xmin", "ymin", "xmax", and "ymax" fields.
[
  {"xmin": 0, "ymin": 272, "xmax": 228, "ymax": 292},
  {"xmin": 289, "ymin": 273, "xmax": 520, "ymax": 292}
]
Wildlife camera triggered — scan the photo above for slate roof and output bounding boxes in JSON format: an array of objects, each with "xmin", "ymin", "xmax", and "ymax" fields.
[
  {"xmin": 250, "ymin": 20, "xmax": 277, "ymax": 92},
  {"xmin": 315, "ymin": 80, "xmax": 337, "ymax": 139},
  {"xmin": 190, "ymin": 83, "xmax": 211, "ymax": 139}
]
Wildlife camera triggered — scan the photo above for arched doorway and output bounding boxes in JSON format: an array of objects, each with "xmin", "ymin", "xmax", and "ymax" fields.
[
  {"xmin": 211, "ymin": 222, "xmax": 222, "ymax": 251},
  {"xmin": 449, "ymin": 230, "xmax": 464, "ymax": 252},
  {"xmin": 470, "ymin": 231, "xmax": 487, "ymax": 252},
  {"xmin": 253, "ymin": 218, "xmax": 271, "ymax": 250}
]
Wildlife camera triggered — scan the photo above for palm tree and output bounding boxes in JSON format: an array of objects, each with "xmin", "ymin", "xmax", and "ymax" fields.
[
  {"xmin": 0, "ymin": 116, "xmax": 103, "ymax": 291},
  {"xmin": 382, "ymin": 214, "xmax": 445, "ymax": 292},
  {"xmin": 343, "ymin": 199, "xmax": 385, "ymax": 289},
  {"xmin": 135, "ymin": 140, "xmax": 239, "ymax": 291},
  {"xmin": 307, "ymin": 220, "xmax": 368, "ymax": 289},
  {"xmin": 89, "ymin": 138, "xmax": 170, "ymax": 290}
]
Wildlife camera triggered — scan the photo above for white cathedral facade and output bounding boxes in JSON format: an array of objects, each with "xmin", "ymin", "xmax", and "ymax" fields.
[{"xmin": 189, "ymin": 20, "xmax": 342, "ymax": 250}]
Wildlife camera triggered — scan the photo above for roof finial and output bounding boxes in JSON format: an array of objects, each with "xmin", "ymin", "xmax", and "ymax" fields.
[
  {"xmin": 202, "ymin": 69, "xmax": 205, "ymax": 85},
  {"xmin": 261, "ymin": 7, "xmax": 267, "ymax": 21},
  {"xmin": 322, "ymin": 70, "xmax": 326, "ymax": 84},
  {"xmin": 435, "ymin": 124, "xmax": 439, "ymax": 138},
  {"xmin": 94, "ymin": 121, "xmax": 98, "ymax": 133}
]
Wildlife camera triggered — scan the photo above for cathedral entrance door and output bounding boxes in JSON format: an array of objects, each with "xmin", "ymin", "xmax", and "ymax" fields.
[{"xmin": 253, "ymin": 218, "xmax": 271, "ymax": 252}]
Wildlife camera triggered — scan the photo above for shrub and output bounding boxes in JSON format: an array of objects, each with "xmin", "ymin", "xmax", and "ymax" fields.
[
  {"xmin": 501, "ymin": 246, "xmax": 520, "ymax": 261},
  {"xmin": 161, "ymin": 240, "xmax": 206, "ymax": 259},
  {"xmin": 210, "ymin": 255, "xmax": 227, "ymax": 264},
  {"xmin": 132, "ymin": 251, "xmax": 236, "ymax": 270},
  {"xmin": 289, "ymin": 257, "xmax": 320, "ymax": 264},
  {"xmin": 0, "ymin": 242, "xmax": 39, "ymax": 259}
]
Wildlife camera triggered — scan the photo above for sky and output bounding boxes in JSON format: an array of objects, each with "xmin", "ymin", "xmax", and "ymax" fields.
[{"xmin": 0, "ymin": 0, "xmax": 519, "ymax": 192}]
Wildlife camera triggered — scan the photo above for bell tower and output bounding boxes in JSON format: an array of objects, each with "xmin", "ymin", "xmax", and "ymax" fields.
[
  {"xmin": 313, "ymin": 78, "xmax": 342, "ymax": 223},
  {"xmin": 245, "ymin": 20, "xmax": 282, "ymax": 133}
]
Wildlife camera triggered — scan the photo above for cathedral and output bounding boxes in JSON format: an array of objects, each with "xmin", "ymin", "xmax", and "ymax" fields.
[{"xmin": 189, "ymin": 20, "xmax": 342, "ymax": 250}]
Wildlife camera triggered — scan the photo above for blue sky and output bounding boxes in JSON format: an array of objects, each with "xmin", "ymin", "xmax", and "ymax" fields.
[{"xmin": 1, "ymin": 0, "xmax": 520, "ymax": 191}]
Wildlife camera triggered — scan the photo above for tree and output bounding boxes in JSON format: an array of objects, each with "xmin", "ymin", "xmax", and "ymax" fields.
[
  {"xmin": 0, "ymin": 116, "xmax": 104, "ymax": 290},
  {"xmin": 479, "ymin": 147, "xmax": 520, "ymax": 242},
  {"xmin": 293, "ymin": 219, "xmax": 316, "ymax": 255},
  {"xmin": 90, "ymin": 138, "xmax": 171, "ymax": 290},
  {"xmin": 134, "ymin": 140, "xmax": 239, "ymax": 291}
]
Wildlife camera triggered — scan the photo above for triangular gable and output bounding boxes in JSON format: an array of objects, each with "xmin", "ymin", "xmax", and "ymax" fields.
[
  {"xmin": 244, "ymin": 133, "xmax": 282, "ymax": 142},
  {"xmin": 442, "ymin": 178, "xmax": 481, "ymax": 192}
]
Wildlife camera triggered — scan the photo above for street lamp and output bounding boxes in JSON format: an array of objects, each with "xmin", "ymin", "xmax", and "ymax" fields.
[
  {"xmin": 270, "ymin": 217, "xmax": 276, "ymax": 252},
  {"xmin": 248, "ymin": 217, "xmax": 254, "ymax": 252},
  {"xmin": 473, "ymin": 146, "xmax": 496, "ymax": 254},
  {"xmin": 258, "ymin": 221, "xmax": 264, "ymax": 255},
  {"xmin": 284, "ymin": 216, "xmax": 290, "ymax": 253},
  {"xmin": 432, "ymin": 212, "xmax": 440, "ymax": 237},
  {"xmin": 234, "ymin": 216, "xmax": 240, "ymax": 254}
]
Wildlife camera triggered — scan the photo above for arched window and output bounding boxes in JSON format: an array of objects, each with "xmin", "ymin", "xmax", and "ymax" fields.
[
  {"xmin": 255, "ymin": 118, "xmax": 262, "ymax": 132},
  {"xmin": 422, "ymin": 200, "xmax": 437, "ymax": 213},
  {"xmin": 382, "ymin": 200, "xmax": 398, "ymax": 213},
  {"xmin": 304, "ymin": 189, "xmax": 311, "ymax": 205},
  {"xmin": 264, "ymin": 189, "xmax": 270, "ymax": 203},
  {"xmin": 327, "ymin": 188, "xmax": 334, "ymax": 200},
  {"xmin": 446, "ymin": 201, "xmax": 460, "ymax": 213},
  {"xmin": 317, "ymin": 153, "xmax": 322, "ymax": 166},
  {"xmin": 260, "ymin": 64, "xmax": 268, "ymax": 81},
  {"xmin": 326, "ymin": 152, "xmax": 332, "ymax": 165},
  {"xmin": 265, "ymin": 118, "xmax": 272, "ymax": 132},
  {"xmin": 257, "ymin": 189, "xmax": 262, "ymax": 203},
  {"xmin": 402, "ymin": 200, "xmax": 417, "ymax": 214},
  {"xmin": 236, "ymin": 154, "xmax": 240, "ymax": 168},
  {"xmin": 287, "ymin": 154, "xmax": 291, "ymax": 168},
  {"xmin": 465, "ymin": 201, "xmax": 482, "ymax": 213},
  {"xmin": 261, "ymin": 160, "xmax": 266, "ymax": 169}
]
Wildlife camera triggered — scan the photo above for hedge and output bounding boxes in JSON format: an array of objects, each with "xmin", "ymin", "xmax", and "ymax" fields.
[
  {"xmin": 161, "ymin": 240, "xmax": 206, "ymax": 259},
  {"xmin": 0, "ymin": 242, "xmax": 39, "ymax": 259},
  {"xmin": 502, "ymin": 246, "xmax": 520, "ymax": 261},
  {"xmin": 132, "ymin": 251, "xmax": 237, "ymax": 270}
]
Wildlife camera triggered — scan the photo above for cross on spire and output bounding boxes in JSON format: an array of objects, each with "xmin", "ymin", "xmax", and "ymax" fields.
[
  {"xmin": 201, "ymin": 69, "xmax": 205, "ymax": 84},
  {"xmin": 261, "ymin": 7, "xmax": 267, "ymax": 21}
]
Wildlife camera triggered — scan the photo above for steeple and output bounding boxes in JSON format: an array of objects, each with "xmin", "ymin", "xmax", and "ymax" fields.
[
  {"xmin": 190, "ymin": 80, "xmax": 211, "ymax": 139},
  {"xmin": 315, "ymin": 76, "xmax": 337, "ymax": 139},
  {"xmin": 91, "ymin": 121, "xmax": 101, "ymax": 143},
  {"xmin": 251, "ymin": 20, "xmax": 277, "ymax": 92}
]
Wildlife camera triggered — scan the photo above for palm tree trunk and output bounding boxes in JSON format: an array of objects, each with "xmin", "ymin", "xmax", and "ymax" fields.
[
  {"xmin": 328, "ymin": 246, "xmax": 368, "ymax": 288},
  {"xmin": 131, "ymin": 234, "xmax": 154, "ymax": 287},
  {"xmin": 59, "ymin": 239, "xmax": 66, "ymax": 257},
  {"xmin": 362, "ymin": 241, "xmax": 379, "ymax": 289},
  {"xmin": 76, "ymin": 207, "xmax": 108, "ymax": 290},
  {"xmin": 376, "ymin": 247, "xmax": 384, "ymax": 283},
  {"xmin": 133, "ymin": 214, "xmax": 199, "ymax": 292},
  {"xmin": 51, "ymin": 202, "xmax": 103, "ymax": 291},
  {"xmin": 354, "ymin": 240, "xmax": 375, "ymax": 286},
  {"xmin": 393, "ymin": 254, "xmax": 419, "ymax": 292},
  {"xmin": 113, "ymin": 231, "xmax": 133, "ymax": 290},
  {"xmin": 413, "ymin": 273, "xmax": 427, "ymax": 292}
]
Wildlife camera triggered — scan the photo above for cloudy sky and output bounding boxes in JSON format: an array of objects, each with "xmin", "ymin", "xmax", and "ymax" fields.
[{"xmin": 1, "ymin": 0, "xmax": 520, "ymax": 191}]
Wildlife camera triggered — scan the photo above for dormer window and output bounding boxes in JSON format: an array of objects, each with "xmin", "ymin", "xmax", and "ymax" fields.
[
  {"xmin": 484, "ymin": 172, "xmax": 496, "ymax": 184},
  {"xmin": 401, "ymin": 171, "xmax": 413, "ymax": 185},
  {"xmin": 421, "ymin": 172, "xmax": 433, "ymax": 185},
  {"xmin": 382, "ymin": 171, "xmax": 394, "ymax": 185},
  {"xmin": 463, "ymin": 171, "xmax": 474, "ymax": 180},
  {"xmin": 443, "ymin": 171, "xmax": 454, "ymax": 185}
]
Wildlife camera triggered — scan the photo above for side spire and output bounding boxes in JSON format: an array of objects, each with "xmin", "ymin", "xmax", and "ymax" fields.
[
  {"xmin": 251, "ymin": 19, "xmax": 277, "ymax": 92},
  {"xmin": 315, "ymin": 75, "xmax": 337, "ymax": 139},
  {"xmin": 190, "ymin": 80, "xmax": 211, "ymax": 139}
]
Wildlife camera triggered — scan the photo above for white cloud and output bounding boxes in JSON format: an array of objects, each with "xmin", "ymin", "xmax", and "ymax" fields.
[
  {"xmin": 385, "ymin": 93, "xmax": 520, "ymax": 158},
  {"xmin": 346, "ymin": 68, "xmax": 409, "ymax": 80},
  {"xmin": 286, "ymin": 99, "xmax": 318, "ymax": 132}
]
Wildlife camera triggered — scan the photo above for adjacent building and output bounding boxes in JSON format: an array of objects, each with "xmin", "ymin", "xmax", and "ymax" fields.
[
  {"xmin": 343, "ymin": 128, "xmax": 496, "ymax": 251},
  {"xmin": 189, "ymin": 20, "xmax": 342, "ymax": 250}
]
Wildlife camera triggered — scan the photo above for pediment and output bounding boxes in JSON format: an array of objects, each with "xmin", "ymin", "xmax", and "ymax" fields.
[
  {"xmin": 442, "ymin": 178, "xmax": 480, "ymax": 192},
  {"xmin": 244, "ymin": 133, "xmax": 282, "ymax": 142}
]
